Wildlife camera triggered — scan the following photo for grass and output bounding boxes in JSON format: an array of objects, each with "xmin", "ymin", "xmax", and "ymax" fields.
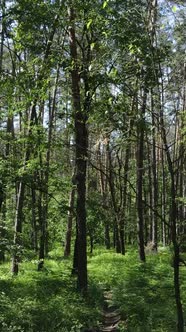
[
  {"xmin": 0, "ymin": 257, "xmax": 102, "ymax": 332},
  {"xmin": 88, "ymin": 247, "xmax": 186, "ymax": 332},
  {"xmin": 0, "ymin": 246, "xmax": 185, "ymax": 331}
]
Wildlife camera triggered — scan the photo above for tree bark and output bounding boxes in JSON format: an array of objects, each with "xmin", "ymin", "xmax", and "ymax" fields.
[
  {"xmin": 159, "ymin": 79, "xmax": 184, "ymax": 332},
  {"xmin": 136, "ymin": 88, "xmax": 147, "ymax": 262},
  {"xmin": 68, "ymin": 7, "xmax": 88, "ymax": 292},
  {"xmin": 64, "ymin": 175, "xmax": 76, "ymax": 257},
  {"xmin": 0, "ymin": 0, "xmax": 5, "ymax": 72},
  {"xmin": 12, "ymin": 181, "xmax": 25, "ymax": 274},
  {"xmin": 12, "ymin": 105, "xmax": 37, "ymax": 274},
  {"xmin": 151, "ymin": 93, "xmax": 158, "ymax": 250},
  {"xmin": 31, "ymin": 185, "xmax": 38, "ymax": 252},
  {"xmin": 107, "ymin": 140, "xmax": 121, "ymax": 253}
]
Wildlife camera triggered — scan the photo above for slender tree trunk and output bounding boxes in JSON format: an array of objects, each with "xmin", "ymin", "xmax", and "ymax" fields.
[
  {"xmin": 143, "ymin": 187, "xmax": 149, "ymax": 246},
  {"xmin": 0, "ymin": 0, "xmax": 5, "ymax": 72},
  {"xmin": 162, "ymin": 145, "xmax": 184, "ymax": 332},
  {"xmin": 12, "ymin": 181, "xmax": 25, "ymax": 274},
  {"xmin": 120, "ymin": 118, "xmax": 133, "ymax": 254},
  {"xmin": 179, "ymin": 67, "xmax": 186, "ymax": 237},
  {"xmin": 159, "ymin": 79, "xmax": 184, "ymax": 332},
  {"xmin": 97, "ymin": 140, "xmax": 111, "ymax": 249},
  {"xmin": 107, "ymin": 140, "xmax": 121, "ymax": 253},
  {"xmin": 68, "ymin": 7, "xmax": 88, "ymax": 292},
  {"xmin": 161, "ymin": 144, "xmax": 166, "ymax": 246},
  {"xmin": 147, "ymin": 138, "xmax": 153, "ymax": 242},
  {"xmin": 0, "ymin": 187, "xmax": 6, "ymax": 262},
  {"xmin": 136, "ymin": 88, "xmax": 147, "ymax": 262},
  {"xmin": 64, "ymin": 176, "xmax": 76, "ymax": 257},
  {"xmin": 151, "ymin": 93, "xmax": 158, "ymax": 250},
  {"xmin": 38, "ymin": 191, "xmax": 45, "ymax": 271},
  {"xmin": 72, "ymin": 223, "xmax": 78, "ymax": 275},
  {"xmin": 12, "ymin": 104, "xmax": 38, "ymax": 274},
  {"xmin": 0, "ymin": 114, "xmax": 14, "ymax": 262},
  {"xmin": 104, "ymin": 223, "xmax": 110, "ymax": 249},
  {"xmin": 31, "ymin": 186, "xmax": 37, "ymax": 252},
  {"xmin": 41, "ymin": 70, "xmax": 59, "ymax": 258}
]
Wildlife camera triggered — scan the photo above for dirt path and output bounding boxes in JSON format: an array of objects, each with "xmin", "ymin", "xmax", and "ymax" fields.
[{"xmin": 100, "ymin": 290, "xmax": 121, "ymax": 332}]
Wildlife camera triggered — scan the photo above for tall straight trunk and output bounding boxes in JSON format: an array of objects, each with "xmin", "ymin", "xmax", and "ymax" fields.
[
  {"xmin": 178, "ymin": 149, "xmax": 184, "ymax": 236},
  {"xmin": 64, "ymin": 176, "xmax": 76, "ymax": 257},
  {"xmin": 12, "ymin": 182, "xmax": 25, "ymax": 274},
  {"xmin": 144, "ymin": 188, "xmax": 149, "ymax": 246},
  {"xmin": 147, "ymin": 137, "xmax": 153, "ymax": 242},
  {"xmin": 0, "ymin": 114, "xmax": 14, "ymax": 262},
  {"xmin": 12, "ymin": 104, "xmax": 38, "ymax": 274},
  {"xmin": 68, "ymin": 7, "xmax": 88, "ymax": 292},
  {"xmin": 37, "ymin": 108, "xmax": 47, "ymax": 270},
  {"xmin": 151, "ymin": 93, "xmax": 158, "ymax": 250},
  {"xmin": 41, "ymin": 67, "xmax": 59, "ymax": 258},
  {"xmin": 31, "ymin": 185, "xmax": 37, "ymax": 252},
  {"xmin": 159, "ymin": 79, "xmax": 184, "ymax": 332},
  {"xmin": 147, "ymin": 0, "xmax": 158, "ymax": 248},
  {"xmin": 161, "ymin": 128, "xmax": 184, "ymax": 332},
  {"xmin": 107, "ymin": 140, "xmax": 121, "ymax": 253},
  {"xmin": 38, "ymin": 191, "xmax": 45, "ymax": 271},
  {"xmin": 104, "ymin": 223, "xmax": 110, "ymax": 249},
  {"xmin": 72, "ymin": 223, "xmax": 78, "ymax": 275},
  {"xmin": 179, "ymin": 66, "xmax": 186, "ymax": 236},
  {"xmin": 0, "ymin": 193, "xmax": 5, "ymax": 262},
  {"xmin": 97, "ymin": 140, "xmax": 110, "ymax": 249},
  {"xmin": 119, "ymin": 123, "xmax": 132, "ymax": 255},
  {"xmin": 136, "ymin": 89, "xmax": 147, "ymax": 262},
  {"xmin": 161, "ymin": 143, "xmax": 166, "ymax": 246},
  {"xmin": 0, "ymin": 0, "xmax": 5, "ymax": 72}
]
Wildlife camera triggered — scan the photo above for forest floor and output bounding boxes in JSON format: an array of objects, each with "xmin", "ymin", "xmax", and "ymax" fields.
[
  {"xmin": 100, "ymin": 290, "xmax": 121, "ymax": 331},
  {"xmin": 0, "ymin": 246, "xmax": 186, "ymax": 332}
]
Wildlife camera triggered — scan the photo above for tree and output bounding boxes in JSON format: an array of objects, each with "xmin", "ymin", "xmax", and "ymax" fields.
[{"xmin": 68, "ymin": 6, "xmax": 88, "ymax": 292}]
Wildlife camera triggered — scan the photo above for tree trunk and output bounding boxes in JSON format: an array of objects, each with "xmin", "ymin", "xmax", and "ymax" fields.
[
  {"xmin": 97, "ymin": 140, "xmax": 111, "ymax": 250},
  {"xmin": 12, "ymin": 181, "xmax": 25, "ymax": 274},
  {"xmin": 105, "ymin": 223, "xmax": 110, "ymax": 249},
  {"xmin": 12, "ymin": 105, "xmax": 37, "ymax": 274},
  {"xmin": 31, "ymin": 186, "xmax": 38, "ymax": 252},
  {"xmin": 0, "ymin": 0, "xmax": 5, "ymax": 72},
  {"xmin": 72, "ymin": 223, "xmax": 78, "ymax": 275},
  {"xmin": 159, "ymin": 79, "xmax": 184, "ymax": 332},
  {"xmin": 136, "ymin": 88, "xmax": 147, "ymax": 262},
  {"xmin": 64, "ymin": 178, "xmax": 76, "ymax": 257},
  {"xmin": 120, "ymin": 118, "xmax": 133, "ymax": 254},
  {"xmin": 151, "ymin": 93, "xmax": 158, "ymax": 251},
  {"xmin": 38, "ymin": 191, "xmax": 45, "ymax": 271},
  {"xmin": 68, "ymin": 7, "xmax": 88, "ymax": 292}
]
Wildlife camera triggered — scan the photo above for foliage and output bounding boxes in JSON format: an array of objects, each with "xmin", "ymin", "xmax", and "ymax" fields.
[
  {"xmin": 0, "ymin": 258, "xmax": 101, "ymax": 332},
  {"xmin": 0, "ymin": 0, "xmax": 186, "ymax": 330},
  {"xmin": 88, "ymin": 247, "xmax": 185, "ymax": 332},
  {"xmin": 0, "ymin": 247, "xmax": 185, "ymax": 331}
]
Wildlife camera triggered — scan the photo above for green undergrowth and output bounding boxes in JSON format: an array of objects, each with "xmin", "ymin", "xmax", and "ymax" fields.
[
  {"xmin": 0, "ymin": 257, "xmax": 102, "ymax": 332},
  {"xmin": 0, "ymin": 247, "xmax": 186, "ymax": 332},
  {"xmin": 88, "ymin": 247, "xmax": 186, "ymax": 332}
]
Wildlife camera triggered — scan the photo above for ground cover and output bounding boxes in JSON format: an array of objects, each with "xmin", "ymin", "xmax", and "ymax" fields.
[{"xmin": 0, "ymin": 247, "xmax": 185, "ymax": 331}]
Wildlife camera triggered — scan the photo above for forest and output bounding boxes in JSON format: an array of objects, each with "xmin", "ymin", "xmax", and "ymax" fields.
[{"xmin": 0, "ymin": 0, "xmax": 186, "ymax": 331}]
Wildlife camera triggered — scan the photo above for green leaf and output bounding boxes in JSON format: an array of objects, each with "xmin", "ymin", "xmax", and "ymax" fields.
[
  {"xmin": 172, "ymin": 5, "xmax": 177, "ymax": 13},
  {"xmin": 87, "ymin": 19, "xmax": 93, "ymax": 29},
  {"xmin": 90, "ymin": 42, "xmax": 95, "ymax": 50},
  {"xmin": 103, "ymin": 0, "xmax": 108, "ymax": 9}
]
